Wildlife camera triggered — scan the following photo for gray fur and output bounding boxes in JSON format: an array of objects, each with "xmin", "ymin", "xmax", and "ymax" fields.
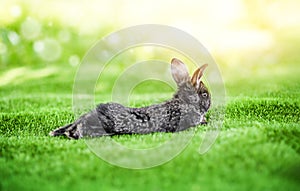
[{"xmin": 49, "ymin": 58, "xmax": 211, "ymax": 139}]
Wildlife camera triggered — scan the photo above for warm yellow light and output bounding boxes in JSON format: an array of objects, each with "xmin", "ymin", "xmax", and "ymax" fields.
[{"xmin": 1, "ymin": 0, "xmax": 299, "ymax": 59}]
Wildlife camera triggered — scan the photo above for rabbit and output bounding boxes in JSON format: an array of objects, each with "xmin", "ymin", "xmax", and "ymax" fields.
[{"xmin": 49, "ymin": 58, "xmax": 211, "ymax": 139}]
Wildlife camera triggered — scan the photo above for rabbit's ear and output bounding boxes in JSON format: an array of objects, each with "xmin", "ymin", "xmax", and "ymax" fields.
[
  {"xmin": 171, "ymin": 58, "xmax": 190, "ymax": 85},
  {"xmin": 191, "ymin": 64, "xmax": 208, "ymax": 89}
]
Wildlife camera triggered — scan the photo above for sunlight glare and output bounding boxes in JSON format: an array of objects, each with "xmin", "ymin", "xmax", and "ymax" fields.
[
  {"xmin": 10, "ymin": 5, "xmax": 22, "ymax": 18},
  {"xmin": 215, "ymin": 30, "xmax": 274, "ymax": 53}
]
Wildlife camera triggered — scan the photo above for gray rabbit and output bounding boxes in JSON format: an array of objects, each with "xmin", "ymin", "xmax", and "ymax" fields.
[{"xmin": 49, "ymin": 58, "xmax": 211, "ymax": 139}]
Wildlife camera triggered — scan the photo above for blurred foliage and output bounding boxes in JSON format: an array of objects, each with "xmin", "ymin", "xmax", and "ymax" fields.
[
  {"xmin": 0, "ymin": 3, "xmax": 114, "ymax": 69},
  {"xmin": 1, "ymin": 0, "xmax": 300, "ymax": 71},
  {"xmin": 0, "ymin": 0, "xmax": 300, "ymax": 92}
]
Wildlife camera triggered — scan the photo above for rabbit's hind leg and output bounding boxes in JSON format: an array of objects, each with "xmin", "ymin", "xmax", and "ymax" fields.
[{"xmin": 49, "ymin": 123, "xmax": 81, "ymax": 139}]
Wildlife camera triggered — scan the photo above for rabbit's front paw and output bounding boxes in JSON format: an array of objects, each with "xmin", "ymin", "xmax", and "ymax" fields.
[
  {"xmin": 200, "ymin": 116, "xmax": 208, "ymax": 125},
  {"xmin": 200, "ymin": 121, "xmax": 207, "ymax": 125}
]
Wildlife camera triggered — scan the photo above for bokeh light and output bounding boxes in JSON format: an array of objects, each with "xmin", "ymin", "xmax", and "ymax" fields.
[
  {"xmin": 68, "ymin": 54, "xmax": 80, "ymax": 67},
  {"xmin": 58, "ymin": 30, "xmax": 71, "ymax": 43},
  {"xmin": 10, "ymin": 5, "xmax": 22, "ymax": 18},
  {"xmin": 7, "ymin": 31, "xmax": 20, "ymax": 45},
  {"xmin": 0, "ymin": 0, "xmax": 299, "ymax": 72},
  {"xmin": 33, "ymin": 38, "xmax": 62, "ymax": 62},
  {"xmin": 21, "ymin": 17, "xmax": 41, "ymax": 40}
]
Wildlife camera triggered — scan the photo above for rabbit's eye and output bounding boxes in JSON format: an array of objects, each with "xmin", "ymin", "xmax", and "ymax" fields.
[{"xmin": 202, "ymin": 92, "xmax": 208, "ymax": 97}]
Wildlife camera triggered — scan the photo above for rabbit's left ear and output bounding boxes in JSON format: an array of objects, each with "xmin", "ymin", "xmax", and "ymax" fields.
[
  {"xmin": 191, "ymin": 64, "xmax": 208, "ymax": 89},
  {"xmin": 171, "ymin": 58, "xmax": 190, "ymax": 85}
]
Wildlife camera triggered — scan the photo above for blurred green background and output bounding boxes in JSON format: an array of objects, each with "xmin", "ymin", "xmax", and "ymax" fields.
[
  {"xmin": 1, "ymin": 0, "xmax": 300, "ymax": 76},
  {"xmin": 1, "ymin": 0, "xmax": 300, "ymax": 191}
]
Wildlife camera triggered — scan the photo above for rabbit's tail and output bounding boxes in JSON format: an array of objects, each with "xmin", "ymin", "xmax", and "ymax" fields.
[{"xmin": 49, "ymin": 122, "xmax": 81, "ymax": 139}]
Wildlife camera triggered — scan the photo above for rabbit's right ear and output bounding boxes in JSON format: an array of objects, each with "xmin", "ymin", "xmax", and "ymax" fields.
[
  {"xmin": 191, "ymin": 64, "xmax": 208, "ymax": 89},
  {"xmin": 171, "ymin": 58, "xmax": 190, "ymax": 85}
]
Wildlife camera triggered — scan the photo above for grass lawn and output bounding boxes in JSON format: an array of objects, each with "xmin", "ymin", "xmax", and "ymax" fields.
[{"xmin": 0, "ymin": 62, "xmax": 299, "ymax": 191}]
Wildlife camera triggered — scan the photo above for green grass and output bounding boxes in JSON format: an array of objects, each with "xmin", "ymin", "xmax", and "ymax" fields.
[
  {"xmin": 0, "ymin": 63, "xmax": 300, "ymax": 191},
  {"xmin": 1, "ymin": 2, "xmax": 300, "ymax": 190}
]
